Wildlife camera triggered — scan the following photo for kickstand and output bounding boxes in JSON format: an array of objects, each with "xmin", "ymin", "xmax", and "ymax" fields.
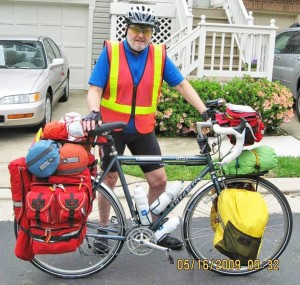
[{"xmin": 166, "ymin": 248, "xmax": 174, "ymax": 264}]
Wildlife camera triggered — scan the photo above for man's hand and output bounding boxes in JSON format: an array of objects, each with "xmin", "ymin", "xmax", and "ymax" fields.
[
  {"xmin": 201, "ymin": 108, "xmax": 211, "ymax": 121},
  {"xmin": 82, "ymin": 110, "xmax": 102, "ymax": 132}
]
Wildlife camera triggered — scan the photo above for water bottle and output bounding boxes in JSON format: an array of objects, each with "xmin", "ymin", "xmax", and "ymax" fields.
[
  {"xmin": 154, "ymin": 216, "xmax": 180, "ymax": 242},
  {"xmin": 150, "ymin": 181, "xmax": 184, "ymax": 215},
  {"xmin": 133, "ymin": 184, "xmax": 152, "ymax": 226}
]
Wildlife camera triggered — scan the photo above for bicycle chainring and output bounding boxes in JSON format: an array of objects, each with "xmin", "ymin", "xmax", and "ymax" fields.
[{"xmin": 126, "ymin": 228, "xmax": 156, "ymax": 256}]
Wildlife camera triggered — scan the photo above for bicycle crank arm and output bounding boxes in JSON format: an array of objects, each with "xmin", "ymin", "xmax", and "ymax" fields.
[{"xmin": 141, "ymin": 241, "xmax": 174, "ymax": 264}]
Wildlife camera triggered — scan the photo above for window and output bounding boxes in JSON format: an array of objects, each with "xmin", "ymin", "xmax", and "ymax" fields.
[
  {"xmin": 275, "ymin": 32, "xmax": 292, "ymax": 54},
  {"xmin": 286, "ymin": 31, "xmax": 300, "ymax": 54},
  {"xmin": 43, "ymin": 39, "xmax": 56, "ymax": 63},
  {"xmin": 46, "ymin": 38, "xmax": 61, "ymax": 58}
]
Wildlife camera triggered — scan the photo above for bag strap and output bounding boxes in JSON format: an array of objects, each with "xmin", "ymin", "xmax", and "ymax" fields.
[
  {"xmin": 234, "ymin": 157, "xmax": 239, "ymax": 175},
  {"xmin": 250, "ymin": 149, "xmax": 260, "ymax": 172},
  {"xmin": 25, "ymin": 226, "xmax": 84, "ymax": 243}
]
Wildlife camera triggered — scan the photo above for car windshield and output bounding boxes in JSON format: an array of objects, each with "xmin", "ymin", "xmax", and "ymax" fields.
[{"xmin": 0, "ymin": 40, "xmax": 46, "ymax": 69}]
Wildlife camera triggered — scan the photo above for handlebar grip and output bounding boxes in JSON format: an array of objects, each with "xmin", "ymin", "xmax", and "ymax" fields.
[
  {"xmin": 213, "ymin": 124, "xmax": 245, "ymax": 165},
  {"xmin": 221, "ymin": 130, "xmax": 245, "ymax": 165}
]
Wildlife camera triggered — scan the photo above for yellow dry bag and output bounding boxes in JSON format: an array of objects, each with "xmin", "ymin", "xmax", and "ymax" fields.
[{"xmin": 213, "ymin": 188, "xmax": 269, "ymax": 265}]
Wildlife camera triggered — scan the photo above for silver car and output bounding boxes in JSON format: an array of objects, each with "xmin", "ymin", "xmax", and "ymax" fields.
[
  {"xmin": 273, "ymin": 25, "xmax": 300, "ymax": 120},
  {"xmin": 0, "ymin": 35, "xmax": 69, "ymax": 128}
]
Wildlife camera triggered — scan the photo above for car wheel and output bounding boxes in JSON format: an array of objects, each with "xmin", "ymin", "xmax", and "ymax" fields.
[
  {"xmin": 37, "ymin": 92, "xmax": 52, "ymax": 129},
  {"xmin": 296, "ymin": 90, "xmax": 300, "ymax": 121},
  {"xmin": 59, "ymin": 73, "xmax": 70, "ymax": 102}
]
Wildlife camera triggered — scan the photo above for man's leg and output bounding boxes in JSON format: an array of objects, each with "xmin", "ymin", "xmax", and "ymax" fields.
[
  {"xmin": 98, "ymin": 171, "xmax": 118, "ymax": 226},
  {"xmin": 144, "ymin": 167, "xmax": 183, "ymax": 250},
  {"xmin": 144, "ymin": 167, "xmax": 167, "ymax": 220}
]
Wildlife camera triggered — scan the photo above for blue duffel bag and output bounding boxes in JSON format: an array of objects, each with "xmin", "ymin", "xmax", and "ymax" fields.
[{"xmin": 26, "ymin": 140, "xmax": 60, "ymax": 178}]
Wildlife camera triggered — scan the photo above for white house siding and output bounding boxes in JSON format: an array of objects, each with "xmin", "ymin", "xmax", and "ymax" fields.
[{"xmin": 91, "ymin": 0, "xmax": 111, "ymax": 69}]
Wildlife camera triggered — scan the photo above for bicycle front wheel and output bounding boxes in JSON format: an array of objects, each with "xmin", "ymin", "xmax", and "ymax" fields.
[
  {"xmin": 182, "ymin": 176, "xmax": 293, "ymax": 276},
  {"xmin": 15, "ymin": 185, "xmax": 126, "ymax": 279}
]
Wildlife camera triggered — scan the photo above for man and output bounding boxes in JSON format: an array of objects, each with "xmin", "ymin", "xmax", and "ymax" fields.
[{"xmin": 83, "ymin": 5, "xmax": 208, "ymax": 251}]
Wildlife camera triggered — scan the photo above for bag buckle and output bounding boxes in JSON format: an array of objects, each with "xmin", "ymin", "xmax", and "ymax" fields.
[{"xmin": 44, "ymin": 229, "xmax": 52, "ymax": 243}]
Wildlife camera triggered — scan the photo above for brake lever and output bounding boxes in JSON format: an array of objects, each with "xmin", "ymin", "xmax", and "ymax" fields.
[
  {"xmin": 233, "ymin": 117, "xmax": 257, "ymax": 140},
  {"xmin": 245, "ymin": 121, "xmax": 257, "ymax": 140}
]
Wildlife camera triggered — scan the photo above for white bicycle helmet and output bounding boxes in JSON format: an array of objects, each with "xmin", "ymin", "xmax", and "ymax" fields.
[{"xmin": 125, "ymin": 5, "xmax": 160, "ymax": 32}]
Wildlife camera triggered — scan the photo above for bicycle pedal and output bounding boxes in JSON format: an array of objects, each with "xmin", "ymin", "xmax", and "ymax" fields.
[{"xmin": 166, "ymin": 249, "xmax": 174, "ymax": 264}]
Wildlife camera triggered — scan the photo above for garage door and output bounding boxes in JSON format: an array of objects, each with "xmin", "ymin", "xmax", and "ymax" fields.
[{"xmin": 0, "ymin": 1, "xmax": 90, "ymax": 89}]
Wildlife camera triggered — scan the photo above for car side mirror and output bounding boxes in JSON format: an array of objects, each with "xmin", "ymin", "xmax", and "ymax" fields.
[{"xmin": 50, "ymin": 58, "xmax": 64, "ymax": 68}]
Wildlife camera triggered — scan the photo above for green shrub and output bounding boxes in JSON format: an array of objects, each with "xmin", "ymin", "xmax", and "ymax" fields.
[
  {"xmin": 155, "ymin": 76, "xmax": 294, "ymax": 137},
  {"xmin": 155, "ymin": 78, "xmax": 221, "ymax": 136},
  {"xmin": 222, "ymin": 76, "xmax": 294, "ymax": 131}
]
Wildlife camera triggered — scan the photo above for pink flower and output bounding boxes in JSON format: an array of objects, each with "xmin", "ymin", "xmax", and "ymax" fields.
[
  {"xmin": 177, "ymin": 123, "xmax": 182, "ymax": 129},
  {"xmin": 163, "ymin": 108, "xmax": 173, "ymax": 118}
]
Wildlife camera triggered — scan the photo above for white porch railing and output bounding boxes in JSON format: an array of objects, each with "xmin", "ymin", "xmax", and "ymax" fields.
[
  {"xmin": 167, "ymin": 16, "xmax": 277, "ymax": 80},
  {"xmin": 225, "ymin": 0, "xmax": 253, "ymax": 25},
  {"xmin": 163, "ymin": 0, "xmax": 193, "ymax": 48}
]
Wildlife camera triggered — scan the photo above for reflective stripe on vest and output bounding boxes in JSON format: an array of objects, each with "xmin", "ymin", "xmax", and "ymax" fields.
[{"xmin": 101, "ymin": 41, "xmax": 164, "ymax": 115}]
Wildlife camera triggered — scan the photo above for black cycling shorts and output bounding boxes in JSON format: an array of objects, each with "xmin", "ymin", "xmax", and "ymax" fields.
[{"xmin": 100, "ymin": 131, "xmax": 164, "ymax": 173}]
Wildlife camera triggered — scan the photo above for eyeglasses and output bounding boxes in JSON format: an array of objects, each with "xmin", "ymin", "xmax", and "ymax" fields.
[{"xmin": 129, "ymin": 26, "xmax": 153, "ymax": 36}]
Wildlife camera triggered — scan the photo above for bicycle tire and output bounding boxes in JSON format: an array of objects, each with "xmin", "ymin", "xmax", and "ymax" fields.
[
  {"xmin": 182, "ymin": 176, "xmax": 293, "ymax": 275},
  {"xmin": 14, "ymin": 184, "xmax": 126, "ymax": 278}
]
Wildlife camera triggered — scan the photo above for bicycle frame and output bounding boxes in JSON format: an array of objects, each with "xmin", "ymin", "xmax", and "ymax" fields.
[{"xmin": 93, "ymin": 135, "xmax": 223, "ymax": 233}]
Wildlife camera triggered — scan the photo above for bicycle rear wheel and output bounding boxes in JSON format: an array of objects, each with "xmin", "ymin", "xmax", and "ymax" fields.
[
  {"xmin": 182, "ymin": 176, "xmax": 293, "ymax": 275},
  {"xmin": 15, "ymin": 185, "xmax": 126, "ymax": 278}
]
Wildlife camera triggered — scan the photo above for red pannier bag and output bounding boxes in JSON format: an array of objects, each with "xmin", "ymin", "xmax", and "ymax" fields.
[
  {"xmin": 8, "ymin": 157, "xmax": 35, "ymax": 261},
  {"xmin": 25, "ymin": 168, "xmax": 93, "ymax": 254},
  {"xmin": 215, "ymin": 103, "xmax": 265, "ymax": 146}
]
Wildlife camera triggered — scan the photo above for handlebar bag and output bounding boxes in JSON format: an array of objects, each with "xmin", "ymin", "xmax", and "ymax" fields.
[
  {"xmin": 26, "ymin": 139, "xmax": 60, "ymax": 178},
  {"xmin": 25, "ymin": 168, "xmax": 93, "ymax": 254},
  {"xmin": 213, "ymin": 188, "xmax": 269, "ymax": 265},
  {"xmin": 216, "ymin": 103, "xmax": 265, "ymax": 146}
]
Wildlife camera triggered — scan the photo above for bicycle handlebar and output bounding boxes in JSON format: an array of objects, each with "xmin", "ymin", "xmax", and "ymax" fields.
[
  {"xmin": 196, "ymin": 117, "xmax": 247, "ymax": 166},
  {"xmin": 212, "ymin": 123, "xmax": 246, "ymax": 165},
  {"xmin": 86, "ymin": 98, "xmax": 247, "ymax": 166}
]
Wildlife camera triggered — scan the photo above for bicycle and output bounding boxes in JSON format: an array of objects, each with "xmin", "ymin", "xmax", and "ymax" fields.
[{"xmin": 14, "ymin": 98, "xmax": 293, "ymax": 278}]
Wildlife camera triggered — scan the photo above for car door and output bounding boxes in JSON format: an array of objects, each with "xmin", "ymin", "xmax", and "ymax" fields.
[
  {"xmin": 43, "ymin": 39, "xmax": 62, "ymax": 104},
  {"xmin": 273, "ymin": 31, "xmax": 293, "ymax": 84},
  {"xmin": 273, "ymin": 30, "xmax": 300, "ymax": 95},
  {"xmin": 46, "ymin": 38, "xmax": 66, "ymax": 98}
]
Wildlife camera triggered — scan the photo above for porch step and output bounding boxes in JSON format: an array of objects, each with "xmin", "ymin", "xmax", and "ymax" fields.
[
  {"xmin": 204, "ymin": 54, "xmax": 240, "ymax": 65},
  {"xmin": 193, "ymin": 8, "xmax": 228, "ymax": 20},
  {"xmin": 191, "ymin": 7, "xmax": 239, "ymax": 71},
  {"xmin": 192, "ymin": 7, "xmax": 228, "ymax": 25},
  {"xmin": 189, "ymin": 64, "xmax": 240, "ymax": 76}
]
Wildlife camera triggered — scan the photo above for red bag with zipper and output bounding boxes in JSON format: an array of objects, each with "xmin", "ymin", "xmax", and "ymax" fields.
[
  {"xmin": 8, "ymin": 157, "xmax": 35, "ymax": 261},
  {"xmin": 215, "ymin": 103, "xmax": 265, "ymax": 146},
  {"xmin": 25, "ymin": 168, "xmax": 93, "ymax": 254}
]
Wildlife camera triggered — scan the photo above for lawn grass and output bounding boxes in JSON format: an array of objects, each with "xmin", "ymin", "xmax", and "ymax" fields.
[{"xmin": 122, "ymin": 157, "xmax": 300, "ymax": 180}]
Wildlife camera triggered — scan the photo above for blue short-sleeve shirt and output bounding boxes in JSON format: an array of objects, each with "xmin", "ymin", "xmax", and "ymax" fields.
[{"xmin": 88, "ymin": 40, "xmax": 184, "ymax": 132}]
